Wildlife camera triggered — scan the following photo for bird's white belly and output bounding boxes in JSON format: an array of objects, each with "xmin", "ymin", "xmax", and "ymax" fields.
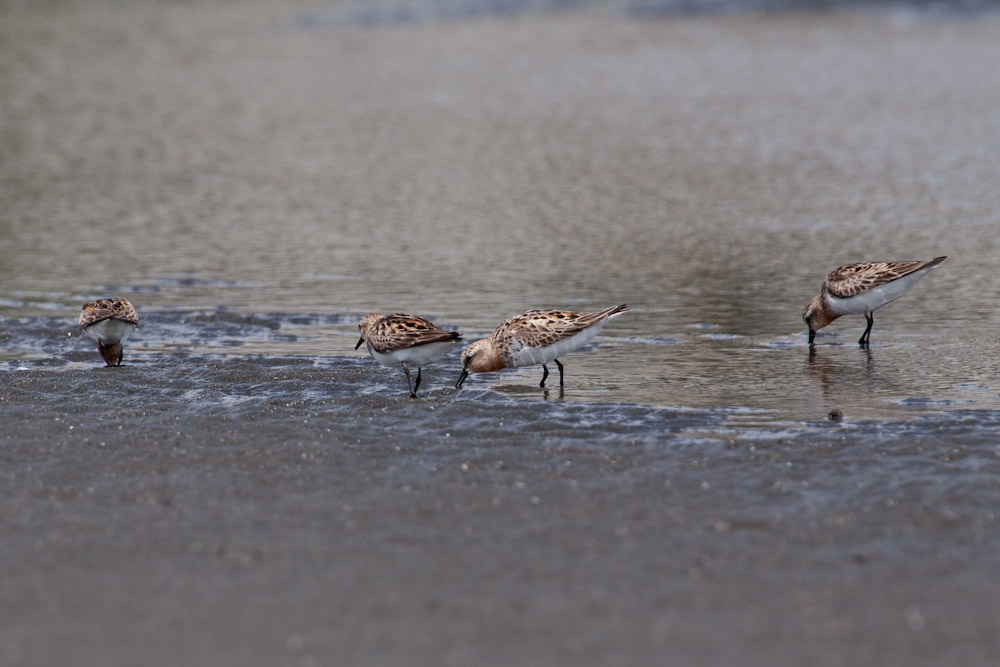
[
  {"xmin": 369, "ymin": 340, "xmax": 456, "ymax": 368},
  {"xmin": 508, "ymin": 322, "xmax": 606, "ymax": 368},
  {"xmin": 83, "ymin": 319, "xmax": 135, "ymax": 345},
  {"xmin": 826, "ymin": 266, "xmax": 938, "ymax": 316}
]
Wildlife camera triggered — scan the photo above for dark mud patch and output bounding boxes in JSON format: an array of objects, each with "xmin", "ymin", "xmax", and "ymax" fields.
[{"xmin": 2, "ymin": 355, "xmax": 1000, "ymax": 665}]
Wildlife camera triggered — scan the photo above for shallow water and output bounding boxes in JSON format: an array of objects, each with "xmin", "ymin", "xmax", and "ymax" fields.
[
  {"xmin": 4, "ymin": 1, "xmax": 1000, "ymax": 422},
  {"xmin": 3, "ymin": 1, "xmax": 1000, "ymax": 665},
  {"xmin": 4, "ymin": 306, "xmax": 1000, "ymax": 424}
]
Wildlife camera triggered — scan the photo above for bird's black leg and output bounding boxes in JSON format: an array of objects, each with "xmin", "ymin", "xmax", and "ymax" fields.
[
  {"xmin": 402, "ymin": 362, "xmax": 417, "ymax": 398},
  {"xmin": 414, "ymin": 367, "xmax": 422, "ymax": 394},
  {"xmin": 98, "ymin": 341, "xmax": 123, "ymax": 367},
  {"xmin": 859, "ymin": 313, "xmax": 874, "ymax": 347},
  {"xmin": 540, "ymin": 364, "xmax": 549, "ymax": 388},
  {"xmin": 554, "ymin": 359, "xmax": 564, "ymax": 387}
]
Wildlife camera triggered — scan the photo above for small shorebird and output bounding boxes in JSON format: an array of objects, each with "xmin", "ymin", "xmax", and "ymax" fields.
[
  {"xmin": 803, "ymin": 257, "xmax": 946, "ymax": 347},
  {"xmin": 78, "ymin": 298, "xmax": 140, "ymax": 366},
  {"xmin": 455, "ymin": 304, "xmax": 630, "ymax": 389},
  {"xmin": 356, "ymin": 313, "xmax": 462, "ymax": 398}
]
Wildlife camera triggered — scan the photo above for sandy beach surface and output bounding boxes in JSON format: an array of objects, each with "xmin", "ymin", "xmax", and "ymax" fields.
[{"xmin": 3, "ymin": 356, "xmax": 1000, "ymax": 666}]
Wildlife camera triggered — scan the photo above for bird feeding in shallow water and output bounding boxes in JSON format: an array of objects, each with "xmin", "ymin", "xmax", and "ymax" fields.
[
  {"xmin": 802, "ymin": 257, "xmax": 946, "ymax": 347},
  {"xmin": 356, "ymin": 313, "xmax": 462, "ymax": 398},
  {"xmin": 455, "ymin": 304, "xmax": 630, "ymax": 389},
  {"xmin": 78, "ymin": 298, "xmax": 139, "ymax": 366}
]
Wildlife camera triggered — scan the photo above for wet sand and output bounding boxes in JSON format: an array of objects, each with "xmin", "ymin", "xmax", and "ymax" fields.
[
  {"xmin": 2, "ymin": 357, "xmax": 1000, "ymax": 666},
  {"xmin": 4, "ymin": 0, "xmax": 1000, "ymax": 664}
]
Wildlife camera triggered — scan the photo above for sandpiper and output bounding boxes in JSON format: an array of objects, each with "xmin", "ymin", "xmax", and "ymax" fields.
[
  {"xmin": 356, "ymin": 313, "xmax": 462, "ymax": 398},
  {"xmin": 78, "ymin": 298, "xmax": 139, "ymax": 366},
  {"xmin": 803, "ymin": 257, "xmax": 946, "ymax": 346},
  {"xmin": 455, "ymin": 304, "xmax": 630, "ymax": 389}
]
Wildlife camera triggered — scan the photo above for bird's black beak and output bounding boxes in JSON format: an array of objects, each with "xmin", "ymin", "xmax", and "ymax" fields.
[
  {"xmin": 455, "ymin": 368, "xmax": 469, "ymax": 389},
  {"xmin": 808, "ymin": 329, "xmax": 815, "ymax": 346},
  {"xmin": 355, "ymin": 337, "xmax": 365, "ymax": 350}
]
